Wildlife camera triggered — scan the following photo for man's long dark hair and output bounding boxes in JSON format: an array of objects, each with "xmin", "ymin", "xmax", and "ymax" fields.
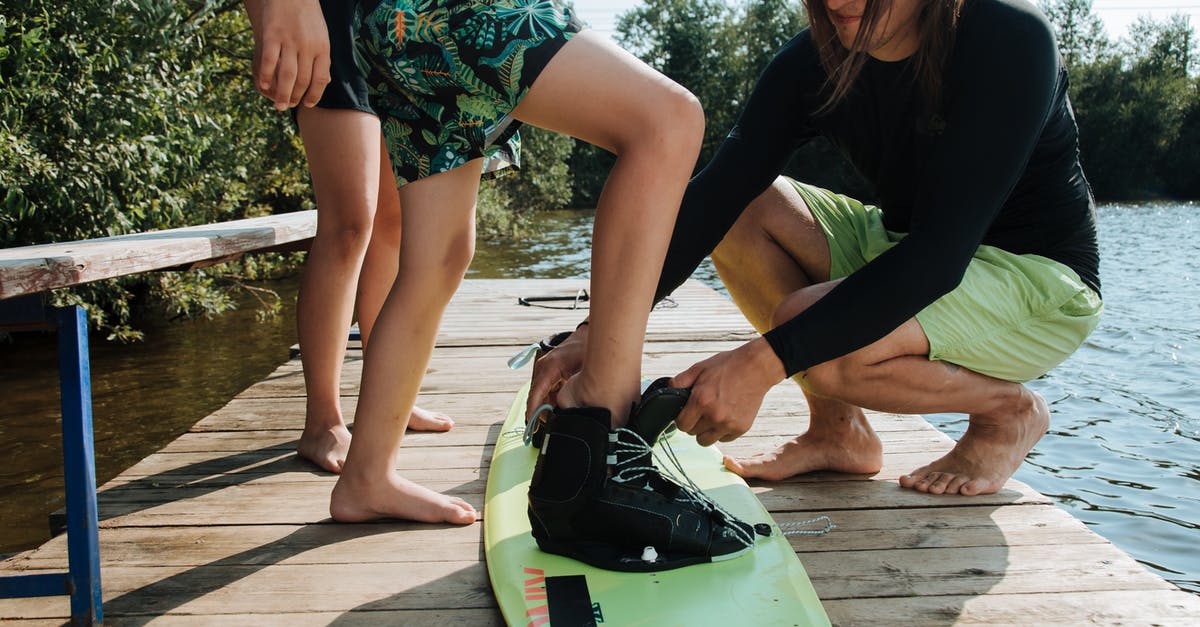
[{"xmin": 805, "ymin": 0, "xmax": 965, "ymax": 111}]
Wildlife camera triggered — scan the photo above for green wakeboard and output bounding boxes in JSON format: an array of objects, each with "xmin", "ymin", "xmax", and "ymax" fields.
[{"xmin": 484, "ymin": 383, "xmax": 830, "ymax": 626}]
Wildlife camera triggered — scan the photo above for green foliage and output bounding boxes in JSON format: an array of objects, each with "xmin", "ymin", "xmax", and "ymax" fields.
[
  {"xmin": 1042, "ymin": 1, "xmax": 1199, "ymax": 199},
  {"xmin": 0, "ymin": 0, "xmax": 312, "ymax": 339},
  {"xmin": 477, "ymin": 125, "xmax": 575, "ymax": 238},
  {"xmin": 493, "ymin": 125, "xmax": 574, "ymax": 215},
  {"xmin": 617, "ymin": 0, "xmax": 741, "ymax": 160},
  {"xmin": 603, "ymin": 0, "xmax": 870, "ymax": 201},
  {"xmin": 1039, "ymin": 0, "xmax": 1110, "ymax": 70}
]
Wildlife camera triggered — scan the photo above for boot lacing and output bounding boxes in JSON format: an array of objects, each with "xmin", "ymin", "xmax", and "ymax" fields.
[{"xmin": 611, "ymin": 427, "xmax": 758, "ymax": 549}]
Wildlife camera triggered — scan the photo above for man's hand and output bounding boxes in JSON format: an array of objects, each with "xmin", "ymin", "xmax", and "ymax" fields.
[
  {"xmin": 525, "ymin": 325, "xmax": 588, "ymax": 419},
  {"xmin": 245, "ymin": 0, "xmax": 332, "ymax": 110},
  {"xmin": 672, "ymin": 338, "xmax": 787, "ymax": 446}
]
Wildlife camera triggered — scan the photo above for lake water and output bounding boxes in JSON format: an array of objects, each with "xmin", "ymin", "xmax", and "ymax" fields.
[{"xmin": 1, "ymin": 203, "xmax": 1196, "ymax": 595}]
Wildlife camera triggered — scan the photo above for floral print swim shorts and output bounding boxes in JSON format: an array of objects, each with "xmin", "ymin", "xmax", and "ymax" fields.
[{"xmin": 355, "ymin": 0, "xmax": 583, "ymax": 185}]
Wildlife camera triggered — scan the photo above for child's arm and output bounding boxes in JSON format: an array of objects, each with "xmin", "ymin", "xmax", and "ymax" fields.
[{"xmin": 242, "ymin": 0, "xmax": 332, "ymax": 110}]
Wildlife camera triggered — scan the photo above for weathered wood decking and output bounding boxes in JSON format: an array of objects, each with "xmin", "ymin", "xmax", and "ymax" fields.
[{"xmin": 2, "ymin": 278, "xmax": 1198, "ymax": 624}]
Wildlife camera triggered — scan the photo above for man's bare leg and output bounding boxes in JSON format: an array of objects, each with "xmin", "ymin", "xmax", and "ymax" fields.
[
  {"xmin": 355, "ymin": 138, "xmax": 452, "ymax": 433},
  {"xmin": 710, "ymin": 179, "xmax": 1047, "ymax": 494},
  {"xmin": 797, "ymin": 324, "xmax": 1049, "ymax": 496},
  {"xmin": 710, "ymin": 180, "xmax": 883, "ymax": 479},
  {"xmin": 329, "ymin": 162, "xmax": 482, "ymax": 524}
]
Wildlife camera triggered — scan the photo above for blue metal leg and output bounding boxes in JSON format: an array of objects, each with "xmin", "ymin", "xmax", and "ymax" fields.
[{"xmin": 55, "ymin": 305, "xmax": 102, "ymax": 625}]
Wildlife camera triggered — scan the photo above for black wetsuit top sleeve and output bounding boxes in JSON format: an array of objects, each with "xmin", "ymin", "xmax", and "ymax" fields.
[
  {"xmin": 654, "ymin": 2, "xmax": 1072, "ymax": 377},
  {"xmin": 653, "ymin": 34, "xmax": 820, "ymax": 303}
]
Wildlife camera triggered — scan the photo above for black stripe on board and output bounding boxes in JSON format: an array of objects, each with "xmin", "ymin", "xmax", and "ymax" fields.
[{"xmin": 545, "ymin": 575, "xmax": 596, "ymax": 626}]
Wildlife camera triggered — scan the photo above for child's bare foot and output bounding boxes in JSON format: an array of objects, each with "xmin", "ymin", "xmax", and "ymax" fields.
[
  {"xmin": 408, "ymin": 405, "xmax": 454, "ymax": 432},
  {"xmin": 899, "ymin": 389, "xmax": 1049, "ymax": 495},
  {"xmin": 724, "ymin": 410, "xmax": 882, "ymax": 480},
  {"xmin": 329, "ymin": 471, "xmax": 477, "ymax": 524},
  {"xmin": 299, "ymin": 406, "xmax": 451, "ymax": 473},
  {"xmin": 298, "ymin": 423, "xmax": 353, "ymax": 473}
]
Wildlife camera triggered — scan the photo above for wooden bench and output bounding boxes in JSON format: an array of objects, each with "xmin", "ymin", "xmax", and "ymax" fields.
[{"xmin": 0, "ymin": 211, "xmax": 316, "ymax": 625}]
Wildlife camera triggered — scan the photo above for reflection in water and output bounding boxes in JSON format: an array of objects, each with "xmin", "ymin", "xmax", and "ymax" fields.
[
  {"xmin": 1, "ymin": 205, "xmax": 1196, "ymax": 598},
  {"xmin": 0, "ymin": 277, "xmax": 303, "ymax": 555}
]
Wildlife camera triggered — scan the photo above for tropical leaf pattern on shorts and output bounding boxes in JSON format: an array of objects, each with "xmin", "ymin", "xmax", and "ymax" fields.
[{"xmin": 356, "ymin": 0, "xmax": 580, "ymax": 185}]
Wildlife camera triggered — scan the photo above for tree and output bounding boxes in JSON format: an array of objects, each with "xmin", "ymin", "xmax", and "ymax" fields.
[
  {"xmin": 1069, "ymin": 17, "xmax": 1195, "ymax": 199},
  {"xmin": 1126, "ymin": 14, "xmax": 1194, "ymax": 79},
  {"xmin": 1039, "ymin": 0, "xmax": 1110, "ymax": 71}
]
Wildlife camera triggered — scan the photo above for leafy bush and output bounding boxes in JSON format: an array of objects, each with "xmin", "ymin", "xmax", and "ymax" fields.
[{"xmin": 1, "ymin": 1, "xmax": 313, "ymax": 339}]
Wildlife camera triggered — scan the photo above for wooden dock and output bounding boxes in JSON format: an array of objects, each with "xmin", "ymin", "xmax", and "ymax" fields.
[{"xmin": 2, "ymin": 278, "xmax": 1197, "ymax": 625}]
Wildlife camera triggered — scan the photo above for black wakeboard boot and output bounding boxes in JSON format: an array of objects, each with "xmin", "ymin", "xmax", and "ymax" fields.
[
  {"xmin": 614, "ymin": 377, "xmax": 770, "ymax": 541},
  {"xmin": 527, "ymin": 399, "xmax": 766, "ymax": 572}
]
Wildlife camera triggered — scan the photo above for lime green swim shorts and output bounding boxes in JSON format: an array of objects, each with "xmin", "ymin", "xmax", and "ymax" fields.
[{"xmin": 789, "ymin": 179, "xmax": 1103, "ymax": 383}]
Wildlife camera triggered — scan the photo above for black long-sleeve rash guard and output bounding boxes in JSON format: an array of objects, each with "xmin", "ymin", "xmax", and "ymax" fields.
[{"xmin": 653, "ymin": 0, "xmax": 1100, "ymax": 378}]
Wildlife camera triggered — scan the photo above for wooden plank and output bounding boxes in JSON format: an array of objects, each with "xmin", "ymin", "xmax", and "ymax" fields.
[
  {"xmin": 0, "ymin": 545, "xmax": 1177, "ymax": 620},
  {"xmin": 14, "ymin": 505, "xmax": 1103, "ymax": 570},
  {"xmin": 822, "ymin": 590, "xmax": 1200, "ymax": 625},
  {"xmin": 13, "ymin": 524, "xmax": 484, "ymax": 569},
  {"xmin": 190, "ymin": 393, "xmax": 932, "ymax": 435},
  {"xmin": 106, "ymin": 610, "xmax": 504, "ymax": 626},
  {"xmin": 779, "ymin": 504, "xmax": 1102, "ymax": 553},
  {"xmin": 802, "ymin": 542, "xmax": 1174, "ymax": 599},
  {"xmin": 0, "ymin": 211, "xmax": 315, "ymax": 299},
  {"xmin": 0, "ymin": 561, "xmax": 495, "ymax": 619},
  {"xmin": 77, "ymin": 475, "xmax": 1045, "ymax": 529}
]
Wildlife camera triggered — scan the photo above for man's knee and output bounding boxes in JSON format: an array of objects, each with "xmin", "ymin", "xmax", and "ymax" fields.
[
  {"xmin": 769, "ymin": 284, "xmax": 827, "ymax": 329},
  {"xmin": 801, "ymin": 359, "xmax": 854, "ymax": 399},
  {"xmin": 712, "ymin": 178, "xmax": 792, "ymax": 272}
]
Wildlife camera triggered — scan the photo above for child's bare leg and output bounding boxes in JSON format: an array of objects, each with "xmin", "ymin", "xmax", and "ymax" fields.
[
  {"xmin": 329, "ymin": 160, "xmax": 483, "ymax": 524},
  {"xmin": 295, "ymin": 107, "xmax": 381, "ymax": 473},
  {"xmin": 511, "ymin": 31, "xmax": 704, "ymax": 422},
  {"xmin": 355, "ymin": 137, "xmax": 453, "ymax": 433}
]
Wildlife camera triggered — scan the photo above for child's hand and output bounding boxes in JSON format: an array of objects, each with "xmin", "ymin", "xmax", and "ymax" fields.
[
  {"xmin": 245, "ymin": 0, "xmax": 332, "ymax": 110},
  {"xmin": 526, "ymin": 326, "xmax": 587, "ymax": 419}
]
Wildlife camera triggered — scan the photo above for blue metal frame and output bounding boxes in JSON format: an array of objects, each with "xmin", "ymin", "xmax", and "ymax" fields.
[{"xmin": 0, "ymin": 301, "xmax": 102, "ymax": 625}]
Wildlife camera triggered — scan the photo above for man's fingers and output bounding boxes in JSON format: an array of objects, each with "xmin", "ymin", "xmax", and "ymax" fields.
[
  {"xmin": 526, "ymin": 365, "xmax": 560, "ymax": 417},
  {"xmin": 696, "ymin": 429, "xmax": 723, "ymax": 447},
  {"xmin": 669, "ymin": 366, "xmax": 698, "ymax": 390},
  {"xmin": 674, "ymin": 393, "xmax": 703, "ymax": 434}
]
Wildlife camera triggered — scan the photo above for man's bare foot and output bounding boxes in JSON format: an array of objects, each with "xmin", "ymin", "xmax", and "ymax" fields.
[
  {"xmin": 298, "ymin": 423, "xmax": 353, "ymax": 473},
  {"xmin": 408, "ymin": 405, "xmax": 454, "ymax": 432},
  {"xmin": 329, "ymin": 471, "xmax": 477, "ymax": 524},
  {"xmin": 724, "ymin": 411, "xmax": 883, "ymax": 480},
  {"xmin": 899, "ymin": 389, "xmax": 1050, "ymax": 495}
]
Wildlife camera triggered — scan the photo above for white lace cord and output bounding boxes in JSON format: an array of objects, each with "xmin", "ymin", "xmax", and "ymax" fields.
[
  {"xmin": 523, "ymin": 404, "xmax": 555, "ymax": 446},
  {"xmin": 507, "ymin": 342, "xmax": 541, "ymax": 370},
  {"xmin": 777, "ymin": 516, "xmax": 836, "ymax": 536},
  {"xmin": 612, "ymin": 428, "xmax": 757, "ymax": 549},
  {"xmin": 653, "ymin": 435, "xmax": 759, "ymax": 547}
]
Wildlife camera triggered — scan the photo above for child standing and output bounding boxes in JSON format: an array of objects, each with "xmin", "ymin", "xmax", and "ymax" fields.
[{"xmin": 330, "ymin": 0, "xmax": 706, "ymax": 529}]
